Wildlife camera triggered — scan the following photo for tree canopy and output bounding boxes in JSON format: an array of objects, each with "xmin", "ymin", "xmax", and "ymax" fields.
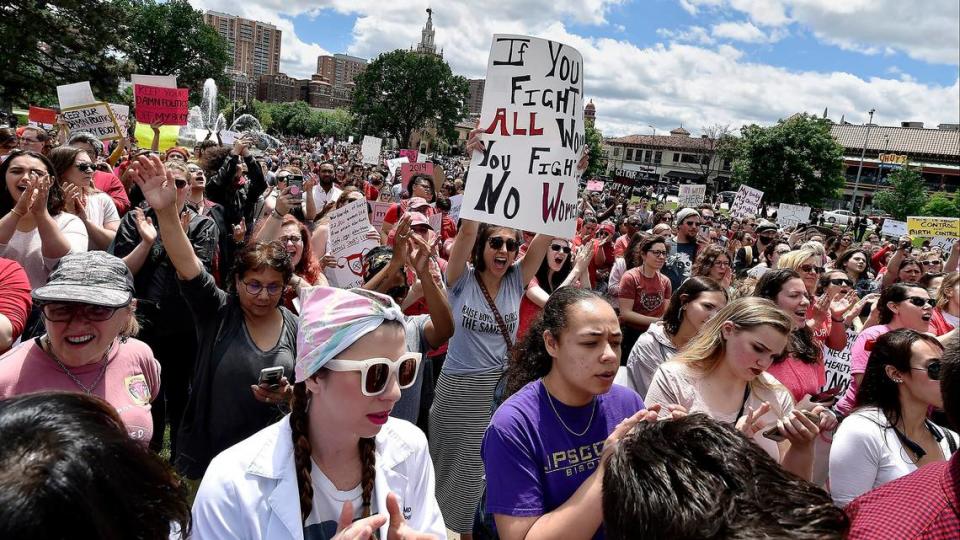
[
  {"xmin": 241, "ymin": 100, "xmax": 354, "ymax": 139},
  {"xmin": 584, "ymin": 125, "xmax": 606, "ymax": 178},
  {"xmin": 872, "ymin": 167, "xmax": 928, "ymax": 220},
  {"xmin": 726, "ymin": 114, "xmax": 845, "ymax": 206},
  {"xmin": 350, "ymin": 50, "xmax": 469, "ymax": 148}
]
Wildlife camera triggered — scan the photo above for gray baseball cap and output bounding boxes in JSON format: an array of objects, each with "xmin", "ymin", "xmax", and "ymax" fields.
[{"xmin": 32, "ymin": 252, "xmax": 135, "ymax": 308}]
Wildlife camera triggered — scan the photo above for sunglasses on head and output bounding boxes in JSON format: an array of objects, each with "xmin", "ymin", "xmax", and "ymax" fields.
[
  {"xmin": 75, "ymin": 162, "xmax": 96, "ymax": 173},
  {"xmin": 488, "ymin": 237, "xmax": 519, "ymax": 252},
  {"xmin": 799, "ymin": 264, "xmax": 825, "ymax": 274},
  {"xmin": 904, "ymin": 296, "xmax": 936, "ymax": 308},
  {"xmin": 325, "ymin": 353, "xmax": 422, "ymax": 396},
  {"xmin": 829, "ymin": 278, "xmax": 853, "ymax": 287},
  {"xmin": 550, "ymin": 244, "xmax": 572, "ymax": 254},
  {"xmin": 911, "ymin": 360, "xmax": 942, "ymax": 381}
]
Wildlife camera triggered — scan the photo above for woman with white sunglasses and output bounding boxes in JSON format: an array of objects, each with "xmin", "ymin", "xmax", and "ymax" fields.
[{"xmin": 193, "ymin": 286, "xmax": 445, "ymax": 539}]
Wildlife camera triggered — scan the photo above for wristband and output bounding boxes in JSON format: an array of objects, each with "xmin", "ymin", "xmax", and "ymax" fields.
[
  {"xmin": 10, "ymin": 207, "xmax": 25, "ymax": 218},
  {"xmin": 271, "ymin": 209, "xmax": 284, "ymax": 220}
]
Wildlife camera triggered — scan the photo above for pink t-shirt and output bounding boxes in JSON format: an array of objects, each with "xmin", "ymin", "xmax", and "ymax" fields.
[
  {"xmin": 834, "ymin": 324, "xmax": 890, "ymax": 417},
  {"xmin": 0, "ymin": 338, "xmax": 161, "ymax": 443}
]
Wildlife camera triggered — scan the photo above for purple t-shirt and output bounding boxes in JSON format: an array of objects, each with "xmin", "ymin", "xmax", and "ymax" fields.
[{"xmin": 481, "ymin": 379, "xmax": 645, "ymax": 539}]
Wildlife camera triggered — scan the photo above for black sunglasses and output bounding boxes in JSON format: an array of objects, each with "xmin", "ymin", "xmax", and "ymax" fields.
[
  {"xmin": 550, "ymin": 244, "xmax": 572, "ymax": 254},
  {"xmin": 488, "ymin": 237, "xmax": 519, "ymax": 252},
  {"xmin": 904, "ymin": 297, "xmax": 936, "ymax": 308},
  {"xmin": 829, "ymin": 278, "xmax": 853, "ymax": 287},
  {"xmin": 911, "ymin": 360, "xmax": 941, "ymax": 381},
  {"xmin": 799, "ymin": 264, "xmax": 825, "ymax": 274},
  {"xmin": 75, "ymin": 162, "xmax": 96, "ymax": 173},
  {"xmin": 921, "ymin": 260, "xmax": 941, "ymax": 266}
]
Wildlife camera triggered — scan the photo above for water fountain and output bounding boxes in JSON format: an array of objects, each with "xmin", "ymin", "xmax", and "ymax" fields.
[{"xmin": 176, "ymin": 78, "xmax": 280, "ymax": 153}]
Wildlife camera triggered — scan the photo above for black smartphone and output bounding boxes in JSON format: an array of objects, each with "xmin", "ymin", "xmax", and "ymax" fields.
[{"xmin": 258, "ymin": 366, "xmax": 284, "ymax": 390}]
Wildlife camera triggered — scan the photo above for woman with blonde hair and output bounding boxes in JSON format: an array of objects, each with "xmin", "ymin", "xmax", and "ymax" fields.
[
  {"xmin": 645, "ymin": 297, "xmax": 826, "ymax": 480},
  {"xmin": 929, "ymin": 271, "xmax": 958, "ymax": 336}
]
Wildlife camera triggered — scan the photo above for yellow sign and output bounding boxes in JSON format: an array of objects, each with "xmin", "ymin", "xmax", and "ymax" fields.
[
  {"xmin": 907, "ymin": 216, "xmax": 960, "ymax": 238},
  {"xmin": 133, "ymin": 123, "xmax": 180, "ymax": 152},
  {"xmin": 879, "ymin": 153, "xmax": 908, "ymax": 165}
]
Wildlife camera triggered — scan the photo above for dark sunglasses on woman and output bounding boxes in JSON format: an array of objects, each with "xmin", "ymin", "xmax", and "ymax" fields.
[
  {"xmin": 911, "ymin": 360, "xmax": 941, "ymax": 381},
  {"xmin": 829, "ymin": 278, "xmax": 853, "ymax": 287},
  {"xmin": 800, "ymin": 264, "xmax": 825, "ymax": 274},
  {"xmin": 904, "ymin": 297, "xmax": 936, "ymax": 308},
  {"xmin": 550, "ymin": 244, "xmax": 572, "ymax": 254},
  {"xmin": 488, "ymin": 237, "xmax": 519, "ymax": 252},
  {"xmin": 75, "ymin": 163, "xmax": 96, "ymax": 173}
]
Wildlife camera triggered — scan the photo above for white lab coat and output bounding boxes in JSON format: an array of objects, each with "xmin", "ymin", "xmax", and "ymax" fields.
[{"xmin": 191, "ymin": 416, "xmax": 446, "ymax": 540}]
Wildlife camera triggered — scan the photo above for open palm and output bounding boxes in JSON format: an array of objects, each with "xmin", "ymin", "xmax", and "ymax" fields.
[{"xmin": 130, "ymin": 155, "xmax": 177, "ymax": 212}]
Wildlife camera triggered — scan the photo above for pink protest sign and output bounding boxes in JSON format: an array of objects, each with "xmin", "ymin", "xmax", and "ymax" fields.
[
  {"xmin": 399, "ymin": 149, "xmax": 419, "ymax": 163},
  {"xmin": 400, "ymin": 162, "xmax": 434, "ymax": 189},
  {"xmin": 134, "ymin": 84, "xmax": 189, "ymax": 125},
  {"xmin": 586, "ymin": 180, "xmax": 604, "ymax": 192}
]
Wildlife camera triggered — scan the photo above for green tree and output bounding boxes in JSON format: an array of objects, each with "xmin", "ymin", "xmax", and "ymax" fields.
[
  {"xmin": 350, "ymin": 50, "xmax": 469, "ymax": 147},
  {"xmin": 872, "ymin": 167, "xmax": 927, "ymax": 220},
  {"xmin": 123, "ymin": 0, "xmax": 230, "ymax": 100},
  {"xmin": 584, "ymin": 124, "xmax": 606, "ymax": 178},
  {"xmin": 728, "ymin": 114, "xmax": 845, "ymax": 206},
  {"xmin": 920, "ymin": 192, "xmax": 960, "ymax": 218},
  {"xmin": 0, "ymin": 0, "xmax": 134, "ymax": 109}
]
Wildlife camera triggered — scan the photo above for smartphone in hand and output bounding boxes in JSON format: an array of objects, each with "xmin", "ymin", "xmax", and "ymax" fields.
[{"xmin": 258, "ymin": 366, "xmax": 284, "ymax": 390}]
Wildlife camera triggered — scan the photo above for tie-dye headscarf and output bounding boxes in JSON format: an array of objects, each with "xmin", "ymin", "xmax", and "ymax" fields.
[{"xmin": 295, "ymin": 286, "xmax": 405, "ymax": 382}]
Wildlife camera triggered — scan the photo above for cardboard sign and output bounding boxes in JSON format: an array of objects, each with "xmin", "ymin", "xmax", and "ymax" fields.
[
  {"xmin": 448, "ymin": 194, "xmax": 464, "ymax": 223},
  {"xmin": 109, "ymin": 104, "xmax": 129, "ymax": 134},
  {"xmin": 820, "ymin": 328, "xmax": 858, "ymax": 398},
  {"xmin": 386, "ymin": 157, "xmax": 408, "ymax": 180},
  {"xmin": 931, "ymin": 236, "xmax": 957, "ymax": 251},
  {"xmin": 400, "ymin": 162, "xmax": 435, "ymax": 189},
  {"xmin": 586, "ymin": 180, "xmax": 604, "ymax": 192},
  {"xmin": 361, "ymin": 136, "xmax": 382, "ymax": 165},
  {"xmin": 777, "ymin": 203, "xmax": 812, "ymax": 229},
  {"xmin": 730, "ymin": 185, "xmax": 764, "ymax": 219},
  {"xmin": 678, "ymin": 184, "xmax": 706, "ymax": 207},
  {"xmin": 460, "ymin": 35, "xmax": 584, "ymax": 237},
  {"xmin": 131, "ymin": 74, "xmax": 177, "ymax": 89},
  {"xmin": 28, "ymin": 106, "xmax": 58, "ymax": 125},
  {"xmin": 399, "ymin": 149, "xmax": 419, "ymax": 163},
  {"xmin": 324, "ymin": 199, "xmax": 379, "ymax": 288},
  {"xmin": 880, "ymin": 219, "xmax": 907, "ymax": 238},
  {"xmin": 61, "ymin": 102, "xmax": 121, "ymax": 141},
  {"xmin": 56, "ymin": 82, "xmax": 96, "ymax": 109},
  {"xmin": 907, "ymin": 216, "xmax": 959, "ymax": 238},
  {"xmin": 134, "ymin": 85, "xmax": 189, "ymax": 125},
  {"xmin": 370, "ymin": 201, "xmax": 392, "ymax": 232}
]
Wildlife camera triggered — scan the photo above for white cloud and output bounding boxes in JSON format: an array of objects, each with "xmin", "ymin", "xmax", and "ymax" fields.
[
  {"xmin": 711, "ymin": 21, "xmax": 780, "ymax": 43},
  {"xmin": 188, "ymin": 0, "xmax": 959, "ymax": 138}
]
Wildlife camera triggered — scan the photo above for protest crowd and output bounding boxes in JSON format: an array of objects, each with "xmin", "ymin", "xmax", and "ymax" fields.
[{"xmin": 1, "ymin": 41, "xmax": 959, "ymax": 540}]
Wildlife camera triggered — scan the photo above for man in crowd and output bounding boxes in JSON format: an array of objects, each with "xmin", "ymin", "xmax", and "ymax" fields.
[{"xmin": 662, "ymin": 208, "xmax": 702, "ymax": 290}]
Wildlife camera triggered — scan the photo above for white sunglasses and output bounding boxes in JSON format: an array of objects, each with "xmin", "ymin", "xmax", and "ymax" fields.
[{"xmin": 325, "ymin": 352, "xmax": 422, "ymax": 396}]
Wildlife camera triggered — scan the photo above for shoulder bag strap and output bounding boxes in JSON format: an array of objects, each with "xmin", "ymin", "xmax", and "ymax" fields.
[{"xmin": 474, "ymin": 272, "xmax": 514, "ymax": 351}]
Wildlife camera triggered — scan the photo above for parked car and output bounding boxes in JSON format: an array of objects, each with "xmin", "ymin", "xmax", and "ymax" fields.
[{"xmin": 823, "ymin": 209, "xmax": 855, "ymax": 225}]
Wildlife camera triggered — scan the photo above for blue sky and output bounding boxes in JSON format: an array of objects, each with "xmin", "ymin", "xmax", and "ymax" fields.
[{"xmin": 194, "ymin": 0, "xmax": 960, "ymax": 135}]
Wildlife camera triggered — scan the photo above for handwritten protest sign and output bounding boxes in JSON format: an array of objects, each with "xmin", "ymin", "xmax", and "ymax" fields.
[
  {"xmin": 777, "ymin": 203, "xmax": 812, "ymax": 229},
  {"xmin": 586, "ymin": 180, "xmax": 604, "ymax": 192},
  {"xmin": 907, "ymin": 216, "xmax": 959, "ymax": 238},
  {"xmin": 134, "ymin": 85, "xmax": 189, "ymax": 125},
  {"xmin": 880, "ymin": 218, "xmax": 907, "ymax": 238},
  {"xmin": 370, "ymin": 201, "xmax": 392, "ymax": 232},
  {"xmin": 57, "ymin": 82, "xmax": 95, "ymax": 109},
  {"xmin": 400, "ymin": 162, "xmax": 434, "ymax": 189},
  {"xmin": 61, "ymin": 102, "xmax": 121, "ymax": 141},
  {"xmin": 931, "ymin": 236, "xmax": 957, "ymax": 251},
  {"xmin": 28, "ymin": 106, "xmax": 58, "ymax": 126},
  {"xmin": 109, "ymin": 104, "xmax": 129, "ymax": 134},
  {"xmin": 678, "ymin": 184, "xmax": 706, "ymax": 207},
  {"xmin": 821, "ymin": 328, "xmax": 858, "ymax": 397},
  {"xmin": 361, "ymin": 136, "xmax": 382, "ymax": 164},
  {"xmin": 729, "ymin": 185, "xmax": 764, "ymax": 219},
  {"xmin": 399, "ymin": 149, "xmax": 419, "ymax": 163},
  {"xmin": 448, "ymin": 194, "xmax": 464, "ymax": 223},
  {"xmin": 386, "ymin": 157, "xmax": 408, "ymax": 181},
  {"xmin": 461, "ymin": 35, "xmax": 584, "ymax": 237},
  {"xmin": 324, "ymin": 199, "xmax": 379, "ymax": 288}
]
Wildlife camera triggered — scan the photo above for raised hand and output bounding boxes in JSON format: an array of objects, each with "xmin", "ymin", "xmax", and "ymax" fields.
[
  {"xmin": 331, "ymin": 500, "xmax": 387, "ymax": 540},
  {"xmin": 129, "ymin": 154, "xmax": 177, "ymax": 212},
  {"xmin": 132, "ymin": 208, "xmax": 158, "ymax": 245},
  {"xmin": 830, "ymin": 289, "xmax": 858, "ymax": 319},
  {"xmin": 27, "ymin": 173, "xmax": 52, "ymax": 217}
]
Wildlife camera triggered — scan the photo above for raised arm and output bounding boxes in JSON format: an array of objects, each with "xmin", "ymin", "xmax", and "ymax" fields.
[
  {"xmin": 521, "ymin": 233, "xmax": 553, "ymax": 286},
  {"xmin": 410, "ymin": 234, "xmax": 454, "ymax": 349},
  {"xmin": 446, "ymin": 218, "xmax": 478, "ymax": 287}
]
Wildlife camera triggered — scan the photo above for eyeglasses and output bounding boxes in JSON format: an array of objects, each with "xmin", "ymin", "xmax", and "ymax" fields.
[
  {"xmin": 325, "ymin": 353, "xmax": 422, "ymax": 396},
  {"xmin": 550, "ymin": 244, "xmax": 572, "ymax": 254},
  {"xmin": 75, "ymin": 162, "xmax": 96, "ymax": 173},
  {"xmin": 415, "ymin": 182, "xmax": 434, "ymax": 192},
  {"xmin": 278, "ymin": 235, "xmax": 302, "ymax": 245},
  {"xmin": 647, "ymin": 249, "xmax": 668, "ymax": 257},
  {"xmin": 711, "ymin": 260, "xmax": 731, "ymax": 268},
  {"xmin": 911, "ymin": 360, "xmax": 941, "ymax": 381},
  {"xmin": 904, "ymin": 297, "xmax": 936, "ymax": 308},
  {"xmin": 242, "ymin": 280, "xmax": 284, "ymax": 297},
  {"xmin": 828, "ymin": 278, "xmax": 854, "ymax": 287},
  {"xmin": 799, "ymin": 264, "xmax": 825, "ymax": 274},
  {"xmin": 41, "ymin": 302, "xmax": 123, "ymax": 322},
  {"xmin": 488, "ymin": 237, "xmax": 519, "ymax": 252}
]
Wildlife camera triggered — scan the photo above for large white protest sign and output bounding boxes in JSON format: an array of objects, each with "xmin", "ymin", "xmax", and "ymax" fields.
[
  {"xmin": 324, "ymin": 199, "xmax": 379, "ymax": 288},
  {"xmin": 62, "ymin": 102, "xmax": 122, "ymax": 141},
  {"xmin": 385, "ymin": 157, "xmax": 408, "ymax": 183},
  {"xmin": 729, "ymin": 185, "xmax": 764, "ymax": 219},
  {"xmin": 57, "ymin": 82, "xmax": 96, "ymax": 109},
  {"xmin": 880, "ymin": 219, "xmax": 907, "ymax": 238},
  {"xmin": 448, "ymin": 194, "xmax": 464, "ymax": 223},
  {"xmin": 361, "ymin": 136, "xmax": 382, "ymax": 165},
  {"xmin": 777, "ymin": 203, "xmax": 812, "ymax": 229},
  {"xmin": 677, "ymin": 184, "xmax": 706, "ymax": 207},
  {"xmin": 109, "ymin": 104, "xmax": 129, "ymax": 134},
  {"xmin": 460, "ymin": 35, "xmax": 584, "ymax": 237}
]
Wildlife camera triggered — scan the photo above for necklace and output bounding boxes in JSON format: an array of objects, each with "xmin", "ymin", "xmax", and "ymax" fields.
[
  {"xmin": 41, "ymin": 336, "xmax": 113, "ymax": 395},
  {"xmin": 544, "ymin": 381, "xmax": 597, "ymax": 437}
]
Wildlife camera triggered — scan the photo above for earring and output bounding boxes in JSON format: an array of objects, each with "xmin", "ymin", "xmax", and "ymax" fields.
[{"xmin": 893, "ymin": 378, "xmax": 903, "ymax": 384}]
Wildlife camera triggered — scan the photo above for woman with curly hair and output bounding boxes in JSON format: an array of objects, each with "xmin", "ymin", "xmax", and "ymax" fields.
[
  {"xmin": 482, "ymin": 287, "xmax": 655, "ymax": 540},
  {"xmin": 691, "ymin": 244, "xmax": 733, "ymax": 290}
]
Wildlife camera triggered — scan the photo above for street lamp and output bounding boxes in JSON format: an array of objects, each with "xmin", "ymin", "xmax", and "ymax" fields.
[
  {"xmin": 850, "ymin": 108, "xmax": 875, "ymax": 211},
  {"xmin": 648, "ymin": 124, "xmax": 656, "ymax": 136}
]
